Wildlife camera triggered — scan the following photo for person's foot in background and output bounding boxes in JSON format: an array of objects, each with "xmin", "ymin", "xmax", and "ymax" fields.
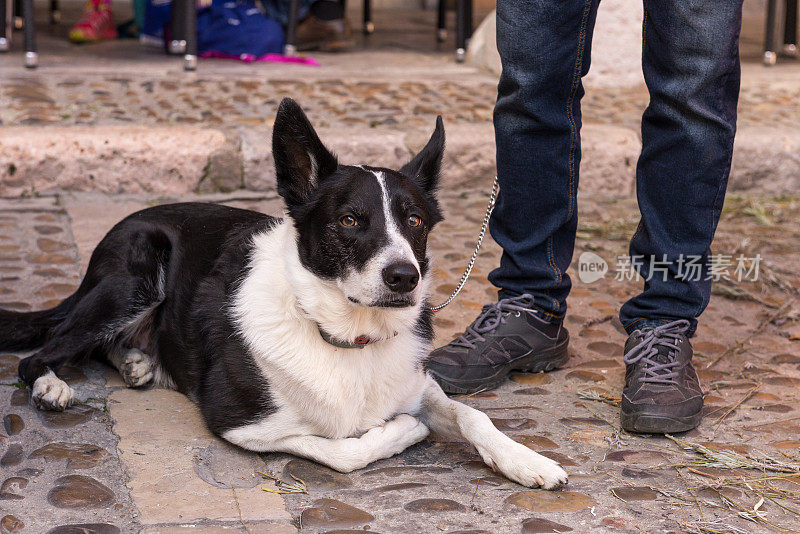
[
  {"xmin": 69, "ymin": 0, "xmax": 118, "ymax": 43},
  {"xmin": 295, "ymin": 0, "xmax": 352, "ymax": 52}
]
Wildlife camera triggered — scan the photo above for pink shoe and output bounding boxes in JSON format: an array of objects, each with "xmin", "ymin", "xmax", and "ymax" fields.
[{"xmin": 69, "ymin": 0, "xmax": 117, "ymax": 43}]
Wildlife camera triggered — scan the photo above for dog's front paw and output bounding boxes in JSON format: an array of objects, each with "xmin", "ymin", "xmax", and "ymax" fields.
[
  {"xmin": 366, "ymin": 413, "xmax": 430, "ymax": 459},
  {"xmin": 32, "ymin": 370, "xmax": 74, "ymax": 411},
  {"xmin": 120, "ymin": 349, "xmax": 155, "ymax": 388},
  {"xmin": 479, "ymin": 441, "xmax": 568, "ymax": 490}
]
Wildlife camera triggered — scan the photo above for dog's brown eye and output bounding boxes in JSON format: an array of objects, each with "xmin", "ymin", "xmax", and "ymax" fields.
[
  {"xmin": 340, "ymin": 215, "xmax": 357, "ymax": 227},
  {"xmin": 407, "ymin": 215, "xmax": 421, "ymax": 228}
]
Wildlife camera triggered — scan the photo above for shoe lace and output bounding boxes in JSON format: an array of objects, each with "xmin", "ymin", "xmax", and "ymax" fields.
[
  {"xmin": 623, "ymin": 319, "xmax": 690, "ymax": 385},
  {"xmin": 451, "ymin": 294, "xmax": 535, "ymax": 349}
]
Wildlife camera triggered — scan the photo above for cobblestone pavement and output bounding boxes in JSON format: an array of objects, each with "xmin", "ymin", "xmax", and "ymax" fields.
[
  {"xmin": 0, "ymin": 198, "xmax": 139, "ymax": 533},
  {"xmin": 1, "ymin": 64, "xmax": 798, "ymax": 133},
  {"xmin": 2, "ymin": 188, "xmax": 800, "ymax": 533},
  {"xmin": 0, "ymin": 3, "xmax": 798, "ymax": 134}
]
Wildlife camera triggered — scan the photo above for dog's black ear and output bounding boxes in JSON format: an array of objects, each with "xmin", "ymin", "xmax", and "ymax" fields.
[
  {"xmin": 400, "ymin": 116, "xmax": 444, "ymax": 195},
  {"xmin": 273, "ymin": 98, "xmax": 338, "ymax": 208}
]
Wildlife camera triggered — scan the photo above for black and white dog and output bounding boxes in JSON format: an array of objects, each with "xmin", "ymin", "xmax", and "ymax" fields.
[{"xmin": 2, "ymin": 99, "xmax": 567, "ymax": 489}]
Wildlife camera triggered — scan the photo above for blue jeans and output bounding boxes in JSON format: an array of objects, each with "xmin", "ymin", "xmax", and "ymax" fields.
[{"xmin": 488, "ymin": 0, "xmax": 743, "ymax": 337}]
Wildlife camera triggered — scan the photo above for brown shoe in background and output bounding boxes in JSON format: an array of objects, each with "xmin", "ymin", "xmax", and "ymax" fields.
[{"xmin": 295, "ymin": 14, "xmax": 353, "ymax": 52}]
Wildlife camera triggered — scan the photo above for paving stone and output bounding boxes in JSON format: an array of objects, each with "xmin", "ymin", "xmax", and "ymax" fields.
[
  {"xmin": 0, "ymin": 444, "xmax": 24, "ymax": 466},
  {"xmin": 489, "ymin": 418, "xmax": 537, "ymax": 431},
  {"xmin": 193, "ymin": 441, "xmax": 266, "ymax": 489},
  {"xmin": 567, "ymin": 429, "xmax": 613, "ymax": 448},
  {"xmin": 514, "ymin": 435, "xmax": 559, "ymax": 450},
  {"xmin": 566, "ymin": 370, "xmax": 606, "ymax": 382},
  {"xmin": 770, "ymin": 440, "xmax": 800, "ymax": 449},
  {"xmin": 559, "ymin": 416, "xmax": 606, "ymax": 428},
  {"xmin": 38, "ymin": 405, "xmax": 99, "ymax": 428},
  {"xmin": 586, "ymin": 341, "xmax": 624, "ymax": 357},
  {"xmin": 575, "ymin": 358, "xmax": 621, "ymax": 369},
  {"xmin": 764, "ymin": 376, "xmax": 800, "ymax": 387},
  {"xmin": 404, "ymin": 498, "xmax": 465, "ymax": 512},
  {"xmin": 8, "ymin": 390, "xmax": 28, "ymax": 407},
  {"xmin": 610, "ymin": 486, "xmax": 658, "ymax": 501},
  {"xmin": 372, "ymin": 482, "xmax": 427, "ymax": 493},
  {"xmin": 512, "ymin": 387, "xmax": 550, "ymax": 396},
  {"xmin": 283, "ymin": 458, "xmax": 353, "ymax": 490},
  {"xmin": 107, "ymin": 387, "xmax": 290, "ymax": 526},
  {"xmin": 58, "ymin": 365, "xmax": 88, "ymax": 385},
  {"xmin": 360, "ymin": 465, "xmax": 453, "ymax": 477},
  {"xmin": 771, "ymin": 353, "xmax": 800, "ymax": 364},
  {"xmin": 300, "ymin": 499, "xmax": 374, "ymax": 529},
  {"xmin": 0, "ymin": 477, "xmax": 28, "ymax": 500},
  {"xmin": 506, "ymin": 491, "xmax": 597, "ymax": 512},
  {"xmin": 0, "ymin": 515, "xmax": 24, "ymax": 533},
  {"xmin": 600, "ymin": 516, "xmax": 636, "ymax": 531},
  {"xmin": 47, "ymin": 475, "xmax": 115, "ymax": 509},
  {"xmin": 28, "ymin": 442, "xmax": 110, "ymax": 470},
  {"xmin": 45, "ymin": 524, "xmax": 121, "ymax": 534},
  {"xmin": 510, "ymin": 373, "xmax": 551, "ymax": 386},
  {"xmin": 604, "ymin": 450, "xmax": 669, "ymax": 464},
  {"xmin": 0, "ymin": 355, "xmax": 20, "ymax": 381},
  {"xmin": 34, "ymin": 225, "xmax": 63, "ymax": 235},
  {"xmin": 521, "ymin": 517, "xmax": 574, "ymax": 533},
  {"xmin": 539, "ymin": 451, "xmax": 581, "ymax": 467},
  {"xmin": 620, "ymin": 468, "xmax": 657, "ymax": 480},
  {"xmin": 469, "ymin": 476, "xmax": 507, "ymax": 487},
  {"xmin": 2, "ymin": 414, "xmax": 23, "ymax": 435}
]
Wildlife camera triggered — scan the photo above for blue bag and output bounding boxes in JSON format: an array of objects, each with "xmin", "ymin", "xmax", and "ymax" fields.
[
  {"xmin": 140, "ymin": 0, "xmax": 284, "ymax": 58},
  {"xmin": 198, "ymin": 1, "xmax": 284, "ymax": 57}
]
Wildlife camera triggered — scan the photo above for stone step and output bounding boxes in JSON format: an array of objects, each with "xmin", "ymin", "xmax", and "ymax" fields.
[{"xmin": 1, "ymin": 124, "xmax": 797, "ymax": 197}]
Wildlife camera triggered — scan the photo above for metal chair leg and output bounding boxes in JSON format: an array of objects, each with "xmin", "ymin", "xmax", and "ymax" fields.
[
  {"xmin": 455, "ymin": 0, "xmax": 466, "ymax": 62},
  {"xmin": 436, "ymin": 0, "xmax": 446, "ymax": 42},
  {"xmin": 464, "ymin": 0, "xmax": 472, "ymax": 39},
  {"xmin": 284, "ymin": 0, "xmax": 299, "ymax": 55},
  {"xmin": 764, "ymin": 0, "xmax": 778, "ymax": 65},
  {"xmin": 784, "ymin": 0, "xmax": 798, "ymax": 56},
  {"xmin": 1, "ymin": 0, "xmax": 9, "ymax": 51},
  {"xmin": 49, "ymin": 0, "xmax": 59, "ymax": 24},
  {"xmin": 22, "ymin": 0, "xmax": 35, "ymax": 67},
  {"xmin": 170, "ymin": 0, "xmax": 187, "ymax": 54},
  {"xmin": 13, "ymin": 0, "xmax": 21, "ymax": 29},
  {"xmin": 363, "ymin": 0, "xmax": 372, "ymax": 34},
  {"xmin": 183, "ymin": 0, "xmax": 196, "ymax": 70}
]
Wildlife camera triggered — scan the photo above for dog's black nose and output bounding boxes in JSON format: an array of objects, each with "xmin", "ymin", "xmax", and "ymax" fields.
[{"xmin": 382, "ymin": 262, "xmax": 419, "ymax": 293}]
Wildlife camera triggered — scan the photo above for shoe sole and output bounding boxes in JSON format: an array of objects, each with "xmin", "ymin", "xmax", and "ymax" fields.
[
  {"xmin": 620, "ymin": 411, "xmax": 702, "ymax": 434},
  {"xmin": 430, "ymin": 332, "xmax": 570, "ymax": 395}
]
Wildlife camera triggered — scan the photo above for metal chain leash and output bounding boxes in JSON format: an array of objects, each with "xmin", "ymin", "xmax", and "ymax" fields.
[{"xmin": 428, "ymin": 175, "xmax": 500, "ymax": 312}]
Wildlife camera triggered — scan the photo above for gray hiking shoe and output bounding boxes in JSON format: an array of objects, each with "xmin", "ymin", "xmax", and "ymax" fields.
[
  {"xmin": 621, "ymin": 319, "xmax": 703, "ymax": 433},
  {"xmin": 426, "ymin": 294, "xmax": 569, "ymax": 395}
]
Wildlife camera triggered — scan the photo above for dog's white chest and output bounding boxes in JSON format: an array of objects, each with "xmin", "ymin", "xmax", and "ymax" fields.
[
  {"xmin": 231, "ymin": 221, "xmax": 431, "ymax": 439},
  {"xmin": 261, "ymin": 334, "xmax": 428, "ymax": 438}
]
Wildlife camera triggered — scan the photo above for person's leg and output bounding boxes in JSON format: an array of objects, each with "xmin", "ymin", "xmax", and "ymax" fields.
[
  {"xmin": 427, "ymin": 0, "xmax": 600, "ymax": 394},
  {"xmin": 489, "ymin": 0, "xmax": 600, "ymax": 322},
  {"xmin": 620, "ymin": 0, "xmax": 743, "ymax": 335},
  {"xmin": 619, "ymin": 0, "xmax": 743, "ymax": 433}
]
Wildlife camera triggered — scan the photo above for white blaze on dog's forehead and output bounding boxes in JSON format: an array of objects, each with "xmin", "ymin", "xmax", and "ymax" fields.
[
  {"xmin": 308, "ymin": 153, "xmax": 318, "ymax": 187},
  {"xmin": 370, "ymin": 170, "xmax": 419, "ymax": 269}
]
